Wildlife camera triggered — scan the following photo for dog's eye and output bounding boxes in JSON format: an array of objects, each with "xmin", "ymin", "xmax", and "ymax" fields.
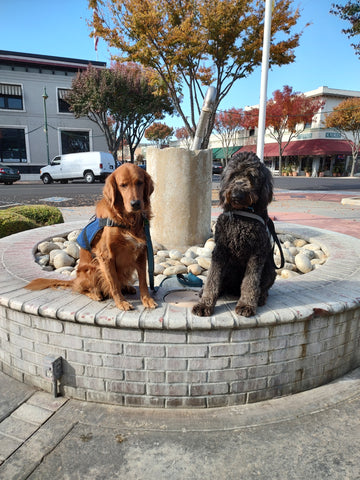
[{"xmin": 120, "ymin": 183, "xmax": 127, "ymax": 188}]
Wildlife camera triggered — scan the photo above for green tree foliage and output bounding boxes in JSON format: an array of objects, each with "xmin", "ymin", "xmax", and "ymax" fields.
[
  {"xmin": 66, "ymin": 63, "xmax": 174, "ymax": 162},
  {"xmin": 325, "ymin": 97, "xmax": 360, "ymax": 176},
  {"xmin": 89, "ymin": 0, "xmax": 303, "ymax": 148},
  {"xmin": 243, "ymin": 85, "xmax": 324, "ymax": 173},
  {"xmin": 145, "ymin": 122, "xmax": 174, "ymax": 146},
  {"xmin": 331, "ymin": 1, "xmax": 360, "ymax": 56}
]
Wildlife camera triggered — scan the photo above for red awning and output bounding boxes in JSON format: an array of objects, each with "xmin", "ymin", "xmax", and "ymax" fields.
[{"xmin": 239, "ymin": 139, "xmax": 353, "ymax": 157}]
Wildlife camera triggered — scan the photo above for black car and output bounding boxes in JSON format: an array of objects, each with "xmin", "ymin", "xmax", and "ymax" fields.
[
  {"xmin": 0, "ymin": 166, "xmax": 21, "ymax": 185},
  {"xmin": 212, "ymin": 162, "xmax": 224, "ymax": 174}
]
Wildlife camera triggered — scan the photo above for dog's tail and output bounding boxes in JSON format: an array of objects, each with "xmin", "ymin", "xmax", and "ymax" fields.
[{"xmin": 25, "ymin": 278, "xmax": 73, "ymax": 291}]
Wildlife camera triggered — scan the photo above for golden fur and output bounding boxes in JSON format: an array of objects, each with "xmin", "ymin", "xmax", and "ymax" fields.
[{"xmin": 26, "ymin": 163, "xmax": 157, "ymax": 311}]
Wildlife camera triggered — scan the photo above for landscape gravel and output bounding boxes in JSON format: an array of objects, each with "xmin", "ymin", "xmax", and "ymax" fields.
[{"xmin": 33, "ymin": 228, "xmax": 328, "ymax": 286}]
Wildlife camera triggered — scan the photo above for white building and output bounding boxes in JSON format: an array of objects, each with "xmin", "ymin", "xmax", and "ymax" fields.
[{"xmin": 0, "ymin": 50, "xmax": 108, "ymax": 180}]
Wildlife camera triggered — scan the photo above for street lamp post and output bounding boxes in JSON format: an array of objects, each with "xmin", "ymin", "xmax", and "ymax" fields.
[{"xmin": 42, "ymin": 87, "xmax": 50, "ymax": 165}]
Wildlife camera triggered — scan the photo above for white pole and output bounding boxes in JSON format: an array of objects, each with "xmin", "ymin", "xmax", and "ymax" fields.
[{"xmin": 256, "ymin": 0, "xmax": 273, "ymax": 162}]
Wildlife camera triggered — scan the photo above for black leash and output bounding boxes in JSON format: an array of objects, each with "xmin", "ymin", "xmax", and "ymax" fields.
[
  {"xmin": 143, "ymin": 217, "xmax": 155, "ymax": 291},
  {"xmin": 224, "ymin": 210, "xmax": 285, "ymax": 269},
  {"xmin": 267, "ymin": 217, "xmax": 285, "ymax": 269}
]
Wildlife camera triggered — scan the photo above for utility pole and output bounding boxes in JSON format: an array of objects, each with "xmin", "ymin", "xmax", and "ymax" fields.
[
  {"xmin": 42, "ymin": 87, "xmax": 50, "ymax": 165},
  {"xmin": 256, "ymin": 0, "xmax": 273, "ymax": 162}
]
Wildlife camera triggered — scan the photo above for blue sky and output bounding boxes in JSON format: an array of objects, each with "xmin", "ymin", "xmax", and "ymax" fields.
[{"xmin": 1, "ymin": 0, "xmax": 360, "ymax": 129}]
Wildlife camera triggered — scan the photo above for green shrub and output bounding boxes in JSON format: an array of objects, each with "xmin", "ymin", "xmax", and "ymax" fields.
[
  {"xmin": 0, "ymin": 205, "xmax": 64, "ymax": 238},
  {"xmin": 10, "ymin": 205, "xmax": 64, "ymax": 225}
]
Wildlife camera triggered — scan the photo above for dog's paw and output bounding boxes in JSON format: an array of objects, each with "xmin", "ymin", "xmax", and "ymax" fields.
[
  {"xmin": 142, "ymin": 296, "xmax": 158, "ymax": 309},
  {"xmin": 235, "ymin": 302, "xmax": 256, "ymax": 317},
  {"xmin": 192, "ymin": 303, "xmax": 214, "ymax": 317},
  {"xmin": 116, "ymin": 300, "xmax": 134, "ymax": 311}
]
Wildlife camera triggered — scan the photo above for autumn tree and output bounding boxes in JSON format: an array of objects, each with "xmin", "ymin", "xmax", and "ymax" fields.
[
  {"xmin": 331, "ymin": 1, "xmax": 360, "ymax": 56},
  {"xmin": 213, "ymin": 108, "xmax": 244, "ymax": 163},
  {"xmin": 325, "ymin": 97, "xmax": 360, "ymax": 176},
  {"xmin": 66, "ymin": 63, "xmax": 174, "ymax": 162},
  {"xmin": 175, "ymin": 127, "xmax": 192, "ymax": 149},
  {"xmin": 145, "ymin": 122, "xmax": 174, "ymax": 147},
  {"xmin": 89, "ymin": 0, "xmax": 303, "ymax": 149},
  {"xmin": 243, "ymin": 86, "xmax": 324, "ymax": 173}
]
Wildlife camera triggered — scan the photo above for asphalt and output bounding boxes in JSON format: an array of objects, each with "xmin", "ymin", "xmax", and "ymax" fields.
[{"xmin": 1, "ymin": 190, "xmax": 360, "ymax": 479}]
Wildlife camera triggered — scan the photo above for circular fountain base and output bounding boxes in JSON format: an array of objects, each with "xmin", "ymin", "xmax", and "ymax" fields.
[{"xmin": 0, "ymin": 222, "xmax": 360, "ymax": 408}]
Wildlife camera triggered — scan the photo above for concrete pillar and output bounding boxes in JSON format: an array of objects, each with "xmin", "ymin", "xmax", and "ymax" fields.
[{"xmin": 147, "ymin": 146, "xmax": 212, "ymax": 250}]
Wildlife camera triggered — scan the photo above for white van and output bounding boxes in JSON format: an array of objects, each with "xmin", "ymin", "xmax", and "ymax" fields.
[{"xmin": 40, "ymin": 151, "xmax": 115, "ymax": 184}]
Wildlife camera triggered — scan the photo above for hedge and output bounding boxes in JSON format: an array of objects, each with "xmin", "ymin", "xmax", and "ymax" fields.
[{"xmin": 0, "ymin": 205, "xmax": 64, "ymax": 238}]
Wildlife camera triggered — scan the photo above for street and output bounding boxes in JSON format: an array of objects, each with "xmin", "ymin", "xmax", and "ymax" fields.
[{"xmin": 1, "ymin": 176, "xmax": 360, "ymax": 208}]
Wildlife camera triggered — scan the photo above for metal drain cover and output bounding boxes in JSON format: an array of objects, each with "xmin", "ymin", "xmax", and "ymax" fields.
[{"xmin": 164, "ymin": 290, "xmax": 201, "ymax": 308}]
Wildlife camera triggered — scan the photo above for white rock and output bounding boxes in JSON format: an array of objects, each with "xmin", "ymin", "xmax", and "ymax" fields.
[
  {"xmin": 154, "ymin": 264, "xmax": 165, "ymax": 275},
  {"xmin": 49, "ymin": 249, "xmax": 64, "ymax": 265},
  {"xmin": 65, "ymin": 241, "xmax": 80, "ymax": 259},
  {"xmin": 204, "ymin": 238, "xmax": 215, "ymax": 252},
  {"xmin": 294, "ymin": 238, "xmax": 308, "ymax": 248},
  {"xmin": 295, "ymin": 253, "xmax": 313, "ymax": 273},
  {"xmin": 281, "ymin": 269, "xmax": 300, "ymax": 279},
  {"xmin": 300, "ymin": 248, "xmax": 315, "ymax": 260},
  {"xmin": 195, "ymin": 247, "xmax": 212, "ymax": 257},
  {"xmin": 188, "ymin": 264, "xmax": 203, "ymax": 275},
  {"xmin": 169, "ymin": 250, "xmax": 183, "ymax": 260},
  {"xmin": 52, "ymin": 237, "xmax": 66, "ymax": 243},
  {"xmin": 53, "ymin": 251, "xmax": 76, "ymax": 269},
  {"xmin": 184, "ymin": 248, "xmax": 198, "ymax": 259},
  {"xmin": 163, "ymin": 265, "xmax": 187, "ymax": 276},
  {"xmin": 68, "ymin": 230, "xmax": 82, "ymax": 242},
  {"xmin": 36, "ymin": 255, "xmax": 50, "ymax": 267},
  {"xmin": 37, "ymin": 241, "xmax": 60, "ymax": 254},
  {"xmin": 303, "ymin": 243, "xmax": 321, "ymax": 252},
  {"xmin": 197, "ymin": 256, "xmax": 212, "ymax": 270},
  {"xmin": 181, "ymin": 256, "xmax": 196, "ymax": 266},
  {"xmin": 154, "ymin": 255, "xmax": 167, "ymax": 264}
]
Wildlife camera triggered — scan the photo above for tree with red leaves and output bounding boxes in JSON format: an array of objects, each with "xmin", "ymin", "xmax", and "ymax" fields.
[
  {"xmin": 66, "ymin": 63, "xmax": 174, "ymax": 162},
  {"xmin": 243, "ymin": 85, "xmax": 324, "ymax": 173},
  {"xmin": 145, "ymin": 122, "xmax": 174, "ymax": 146},
  {"xmin": 214, "ymin": 108, "xmax": 244, "ymax": 163}
]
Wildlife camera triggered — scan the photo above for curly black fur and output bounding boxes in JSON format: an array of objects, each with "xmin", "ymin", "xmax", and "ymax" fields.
[{"xmin": 192, "ymin": 152, "xmax": 276, "ymax": 317}]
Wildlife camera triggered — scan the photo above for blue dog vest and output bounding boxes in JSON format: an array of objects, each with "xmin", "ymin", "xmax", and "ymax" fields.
[{"xmin": 77, "ymin": 217, "xmax": 126, "ymax": 251}]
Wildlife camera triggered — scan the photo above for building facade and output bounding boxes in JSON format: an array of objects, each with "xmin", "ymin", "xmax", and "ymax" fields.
[
  {"xmin": 0, "ymin": 50, "xmax": 108, "ymax": 179},
  {"xmin": 239, "ymin": 86, "xmax": 360, "ymax": 176}
]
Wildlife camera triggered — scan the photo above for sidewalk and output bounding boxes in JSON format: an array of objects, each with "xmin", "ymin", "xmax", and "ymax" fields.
[{"xmin": 1, "ymin": 190, "xmax": 360, "ymax": 479}]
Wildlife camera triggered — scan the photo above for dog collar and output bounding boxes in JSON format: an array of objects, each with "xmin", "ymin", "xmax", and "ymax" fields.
[{"xmin": 224, "ymin": 210, "xmax": 266, "ymax": 226}]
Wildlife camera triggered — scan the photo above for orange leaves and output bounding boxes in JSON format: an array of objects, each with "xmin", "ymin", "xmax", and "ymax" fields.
[{"xmin": 325, "ymin": 97, "xmax": 360, "ymax": 132}]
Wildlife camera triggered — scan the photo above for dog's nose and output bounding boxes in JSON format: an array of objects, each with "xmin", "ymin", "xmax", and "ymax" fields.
[{"xmin": 130, "ymin": 200, "xmax": 141, "ymax": 211}]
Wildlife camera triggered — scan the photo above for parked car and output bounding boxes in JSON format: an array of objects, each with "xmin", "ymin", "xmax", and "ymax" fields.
[
  {"xmin": 0, "ymin": 166, "xmax": 21, "ymax": 185},
  {"xmin": 40, "ymin": 151, "xmax": 115, "ymax": 184},
  {"xmin": 212, "ymin": 162, "xmax": 224, "ymax": 174}
]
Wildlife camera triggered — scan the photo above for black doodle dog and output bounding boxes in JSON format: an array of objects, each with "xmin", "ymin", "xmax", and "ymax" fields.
[{"xmin": 192, "ymin": 152, "xmax": 276, "ymax": 317}]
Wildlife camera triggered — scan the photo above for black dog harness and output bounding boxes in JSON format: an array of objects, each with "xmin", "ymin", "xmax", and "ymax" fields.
[
  {"xmin": 77, "ymin": 216, "xmax": 156, "ymax": 290},
  {"xmin": 224, "ymin": 210, "xmax": 285, "ymax": 269}
]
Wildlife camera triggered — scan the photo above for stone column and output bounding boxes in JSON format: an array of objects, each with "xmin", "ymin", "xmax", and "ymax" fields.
[{"xmin": 146, "ymin": 146, "xmax": 212, "ymax": 250}]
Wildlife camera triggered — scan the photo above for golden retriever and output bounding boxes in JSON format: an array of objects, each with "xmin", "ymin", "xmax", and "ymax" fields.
[{"xmin": 26, "ymin": 163, "xmax": 157, "ymax": 311}]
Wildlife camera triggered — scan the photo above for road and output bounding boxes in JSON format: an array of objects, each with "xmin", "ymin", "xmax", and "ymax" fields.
[{"xmin": 1, "ymin": 176, "xmax": 360, "ymax": 208}]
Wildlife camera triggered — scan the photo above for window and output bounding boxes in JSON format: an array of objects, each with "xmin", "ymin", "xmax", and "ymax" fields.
[
  {"xmin": 58, "ymin": 88, "xmax": 71, "ymax": 113},
  {"xmin": 0, "ymin": 84, "xmax": 23, "ymax": 110},
  {"xmin": 0, "ymin": 128, "xmax": 27, "ymax": 162},
  {"xmin": 61, "ymin": 130, "xmax": 89, "ymax": 154}
]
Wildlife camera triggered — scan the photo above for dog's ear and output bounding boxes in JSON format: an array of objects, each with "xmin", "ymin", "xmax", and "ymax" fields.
[
  {"xmin": 259, "ymin": 165, "xmax": 273, "ymax": 206},
  {"xmin": 143, "ymin": 171, "xmax": 154, "ymax": 204},
  {"xmin": 103, "ymin": 172, "xmax": 118, "ymax": 208}
]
